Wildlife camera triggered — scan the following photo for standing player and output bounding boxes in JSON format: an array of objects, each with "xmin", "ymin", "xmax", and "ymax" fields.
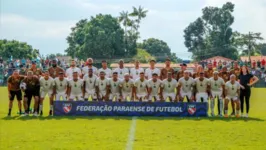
[
  {"xmin": 54, "ymin": 72, "xmax": 68, "ymax": 101},
  {"xmin": 176, "ymin": 63, "xmax": 187, "ymax": 81},
  {"xmin": 192, "ymin": 65, "xmax": 204, "ymax": 79},
  {"xmin": 113, "ymin": 59, "xmax": 129, "ymax": 79},
  {"xmin": 160, "ymin": 58, "xmax": 175, "ymax": 80},
  {"xmin": 82, "ymin": 58, "xmax": 98, "ymax": 77},
  {"xmin": 48, "ymin": 59, "xmax": 64, "ymax": 79},
  {"xmin": 145, "ymin": 59, "xmax": 160, "ymax": 80},
  {"xmin": 109, "ymin": 72, "xmax": 121, "ymax": 101},
  {"xmin": 161, "ymin": 72, "xmax": 178, "ymax": 102},
  {"xmin": 147, "ymin": 73, "xmax": 162, "ymax": 102},
  {"xmin": 205, "ymin": 62, "xmax": 214, "ymax": 78},
  {"xmin": 67, "ymin": 72, "xmax": 84, "ymax": 101},
  {"xmin": 130, "ymin": 60, "xmax": 144, "ymax": 80},
  {"xmin": 224, "ymin": 74, "xmax": 241, "ymax": 118},
  {"xmin": 95, "ymin": 71, "xmax": 110, "ymax": 101},
  {"xmin": 7, "ymin": 70, "xmax": 24, "ymax": 116},
  {"xmin": 209, "ymin": 71, "xmax": 225, "ymax": 117},
  {"xmin": 119, "ymin": 73, "xmax": 134, "ymax": 101},
  {"xmin": 66, "ymin": 60, "xmax": 82, "ymax": 80},
  {"xmin": 178, "ymin": 70, "xmax": 195, "ymax": 102},
  {"xmin": 194, "ymin": 72, "xmax": 210, "ymax": 103},
  {"xmin": 83, "ymin": 69, "xmax": 97, "ymax": 101},
  {"xmin": 39, "ymin": 71, "xmax": 54, "ymax": 116},
  {"xmin": 98, "ymin": 60, "xmax": 112, "ymax": 78},
  {"xmin": 134, "ymin": 72, "xmax": 149, "ymax": 101}
]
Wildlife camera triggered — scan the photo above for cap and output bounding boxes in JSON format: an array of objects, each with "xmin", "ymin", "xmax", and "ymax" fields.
[{"xmin": 180, "ymin": 63, "xmax": 187, "ymax": 67}]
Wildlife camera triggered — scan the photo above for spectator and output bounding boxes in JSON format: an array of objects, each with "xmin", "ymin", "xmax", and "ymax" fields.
[
  {"xmin": 261, "ymin": 59, "xmax": 265, "ymax": 69},
  {"xmin": 21, "ymin": 58, "xmax": 26, "ymax": 66},
  {"xmin": 213, "ymin": 59, "xmax": 217, "ymax": 68},
  {"xmin": 257, "ymin": 59, "xmax": 261, "ymax": 69},
  {"xmin": 252, "ymin": 60, "xmax": 256, "ymax": 69},
  {"xmin": 218, "ymin": 60, "xmax": 222, "ymax": 70}
]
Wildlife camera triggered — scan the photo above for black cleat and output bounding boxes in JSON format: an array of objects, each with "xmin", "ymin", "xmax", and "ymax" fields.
[
  {"xmin": 230, "ymin": 112, "xmax": 235, "ymax": 116},
  {"xmin": 40, "ymin": 111, "xmax": 43, "ymax": 116},
  {"xmin": 7, "ymin": 113, "xmax": 11, "ymax": 117},
  {"xmin": 49, "ymin": 110, "xmax": 53, "ymax": 116}
]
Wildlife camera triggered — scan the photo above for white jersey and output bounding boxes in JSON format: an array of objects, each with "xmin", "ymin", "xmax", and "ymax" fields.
[
  {"xmin": 148, "ymin": 79, "xmax": 162, "ymax": 95},
  {"xmin": 109, "ymin": 79, "xmax": 121, "ymax": 93},
  {"xmin": 145, "ymin": 68, "xmax": 161, "ymax": 80},
  {"xmin": 161, "ymin": 79, "xmax": 178, "ymax": 93},
  {"xmin": 39, "ymin": 77, "xmax": 54, "ymax": 92},
  {"xmin": 82, "ymin": 66, "xmax": 98, "ymax": 76},
  {"xmin": 195, "ymin": 77, "xmax": 210, "ymax": 93},
  {"xmin": 54, "ymin": 77, "xmax": 68, "ymax": 93},
  {"xmin": 178, "ymin": 77, "xmax": 195, "ymax": 93},
  {"xmin": 120, "ymin": 79, "xmax": 134, "ymax": 93},
  {"xmin": 130, "ymin": 67, "xmax": 144, "ymax": 80},
  {"xmin": 225, "ymin": 81, "xmax": 240, "ymax": 97},
  {"xmin": 209, "ymin": 77, "xmax": 225, "ymax": 92},
  {"xmin": 134, "ymin": 78, "xmax": 148, "ymax": 94},
  {"xmin": 83, "ymin": 74, "xmax": 97, "ymax": 91},
  {"xmin": 65, "ymin": 67, "xmax": 82, "ymax": 80},
  {"xmin": 96, "ymin": 78, "xmax": 109, "ymax": 92},
  {"xmin": 68, "ymin": 79, "xmax": 84, "ymax": 95},
  {"xmin": 98, "ymin": 68, "xmax": 112, "ymax": 78},
  {"xmin": 113, "ymin": 67, "xmax": 129, "ymax": 79}
]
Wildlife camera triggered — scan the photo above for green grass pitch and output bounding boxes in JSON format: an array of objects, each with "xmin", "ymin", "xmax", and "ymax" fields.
[{"xmin": 0, "ymin": 87, "xmax": 266, "ymax": 150}]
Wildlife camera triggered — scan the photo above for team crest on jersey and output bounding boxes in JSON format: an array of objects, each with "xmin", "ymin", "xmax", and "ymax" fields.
[
  {"xmin": 187, "ymin": 104, "xmax": 196, "ymax": 115},
  {"xmin": 63, "ymin": 103, "xmax": 72, "ymax": 113}
]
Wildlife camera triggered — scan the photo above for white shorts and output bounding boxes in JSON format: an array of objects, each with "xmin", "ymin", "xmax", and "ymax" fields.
[
  {"xmin": 163, "ymin": 92, "xmax": 176, "ymax": 100},
  {"xmin": 109, "ymin": 93, "xmax": 120, "ymax": 101},
  {"xmin": 98, "ymin": 91, "xmax": 107, "ymax": 98},
  {"xmin": 40, "ymin": 90, "xmax": 53, "ymax": 99},
  {"xmin": 122, "ymin": 92, "xmax": 131, "ymax": 101},
  {"xmin": 136, "ymin": 93, "xmax": 147, "ymax": 101},
  {"xmin": 55, "ymin": 92, "xmax": 67, "ymax": 101},
  {"xmin": 85, "ymin": 89, "xmax": 97, "ymax": 99},
  {"xmin": 180, "ymin": 91, "xmax": 192, "ymax": 99},
  {"xmin": 69, "ymin": 93, "xmax": 83, "ymax": 101},
  {"xmin": 196, "ymin": 92, "xmax": 208, "ymax": 102},
  {"xmin": 211, "ymin": 91, "xmax": 223, "ymax": 99},
  {"xmin": 226, "ymin": 96, "xmax": 238, "ymax": 101},
  {"xmin": 148, "ymin": 95, "xmax": 160, "ymax": 101}
]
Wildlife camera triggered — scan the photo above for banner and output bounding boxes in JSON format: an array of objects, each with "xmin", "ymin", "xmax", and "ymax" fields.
[{"xmin": 54, "ymin": 101, "xmax": 208, "ymax": 117}]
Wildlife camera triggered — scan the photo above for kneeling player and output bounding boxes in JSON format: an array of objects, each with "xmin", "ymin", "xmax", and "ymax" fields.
[
  {"xmin": 178, "ymin": 70, "xmax": 195, "ymax": 102},
  {"xmin": 68, "ymin": 72, "xmax": 84, "ymax": 101},
  {"xmin": 134, "ymin": 72, "xmax": 148, "ymax": 101},
  {"xmin": 39, "ymin": 71, "xmax": 54, "ymax": 116},
  {"xmin": 119, "ymin": 73, "xmax": 134, "ymax": 101},
  {"xmin": 161, "ymin": 72, "xmax": 178, "ymax": 102},
  {"xmin": 83, "ymin": 69, "xmax": 97, "ymax": 101},
  {"xmin": 195, "ymin": 72, "xmax": 210, "ymax": 103},
  {"xmin": 147, "ymin": 73, "xmax": 162, "ymax": 102},
  {"xmin": 224, "ymin": 74, "xmax": 241, "ymax": 118},
  {"xmin": 96, "ymin": 71, "xmax": 110, "ymax": 101},
  {"xmin": 54, "ymin": 72, "xmax": 68, "ymax": 100},
  {"xmin": 109, "ymin": 72, "xmax": 121, "ymax": 101}
]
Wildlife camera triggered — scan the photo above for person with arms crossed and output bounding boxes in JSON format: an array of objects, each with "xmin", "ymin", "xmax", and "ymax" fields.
[
  {"xmin": 194, "ymin": 72, "xmax": 210, "ymax": 103},
  {"xmin": 192, "ymin": 65, "xmax": 204, "ymax": 79},
  {"xmin": 145, "ymin": 59, "xmax": 160, "ymax": 80},
  {"xmin": 113, "ymin": 59, "xmax": 129, "ymax": 80},
  {"xmin": 161, "ymin": 72, "xmax": 178, "ymax": 102},
  {"xmin": 119, "ymin": 73, "xmax": 134, "ymax": 101},
  {"xmin": 95, "ymin": 71, "xmax": 110, "ymax": 101},
  {"xmin": 134, "ymin": 72, "xmax": 149, "ymax": 101},
  {"xmin": 7, "ymin": 70, "xmax": 24, "ymax": 116},
  {"xmin": 67, "ymin": 72, "xmax": 84, "ymax": 101},
  {"xmin": 54, "ymin": 72, "xmax": 68, "ymax": 101},
  {"xmin": 98, "ymin": 60, "xmax": 112, "ymax": 78},
  {"xmin": 130, "ymin": 60, "xmax": 144, "ymax": 80},
  {"xmin": 147, "ymin": 73, "xmax": 162, "ymax": 102},
  {"xmin": 65, "ymin": 60, "xmax": 82, "ymax": 80},
  {"xmin": 83, "ymin": 69, "xmax": 97, "ymax": 101},
  {"xmin": 160, "ymin": 58, "xmax": 175, "ymax": 80},
  {"xmin": 108, "ymin": 72, "xmax": 121, "ymax": 101},
  {"xmin": 48, "ymin": 59, "xmax": 64, "ymax": 79},
  {"xmin": 178, "ymin": 70, "xmax": 195, "ymax": 102},
  {"xmin": 176, "ymin": 63, "xmax": 187, "ymax": 81},
  {"xmin": 39, "ymin": 71, "xmax": 54, "ymax": 116}
]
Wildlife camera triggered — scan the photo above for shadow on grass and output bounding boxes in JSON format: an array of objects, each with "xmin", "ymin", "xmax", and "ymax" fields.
[{"xmin": 1, "ymin": 115, "xmax": 264, "ymax": 122}]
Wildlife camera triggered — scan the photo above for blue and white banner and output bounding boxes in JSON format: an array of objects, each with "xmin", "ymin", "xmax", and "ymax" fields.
[{"xmin": 54, "ymin": 101, "xmax": 208, "ymax": 117}]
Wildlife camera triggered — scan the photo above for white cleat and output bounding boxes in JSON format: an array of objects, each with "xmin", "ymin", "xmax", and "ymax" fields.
[
  {"xmin": 33, "ymin": 112, "xmax": 38, "ymax": 117},
  {"xmin": 241, "ymin": 114, "xmax": 244, "ymax": 118},
  {"xmin": 245, "ymin": 114, "xmax": 249, "ymax": 118},
  {"xmin": 211, "ymin": 112, "xmax": 215, "ymax": 117}
]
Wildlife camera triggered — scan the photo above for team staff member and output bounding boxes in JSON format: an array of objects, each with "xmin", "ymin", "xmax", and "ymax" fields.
[
  {"xmin": 176, "ymin": 63, "xmax": 187, "ymax": 81},
  {"xmin": 48, "ymin": 59, "xmax": 64, "ymax": 79},
  {"xmin": 26, "ymin": 61, "xmax": 42, "ymax": 77},
  {"xmin": 7, "ymin": 70, "xmax": 24, "ymax": 116},
  {"xmin": 160, "ymin": 58, "xmax": 175, "ymax": 80},
  {"xmin": 22, "ymin": 71, "xmax": 40, "ymax": 116},
  {"xmin": 205, "ymin": 62, "xmax": 214, "ymax": 78},
  {"xmin": 239, "ymin": 66, "xmax": 259, "ymax": 118}
]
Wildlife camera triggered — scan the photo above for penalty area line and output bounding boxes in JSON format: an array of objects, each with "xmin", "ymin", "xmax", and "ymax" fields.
[{"xmin": 126, "ymin": 116, "xmax": 137, "ymax": 150}]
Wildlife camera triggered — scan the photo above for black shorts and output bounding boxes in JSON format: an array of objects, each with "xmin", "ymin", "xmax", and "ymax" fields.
[{"xmin": 10, "ymin": 90, "xmax": 22, "ymax": 101}]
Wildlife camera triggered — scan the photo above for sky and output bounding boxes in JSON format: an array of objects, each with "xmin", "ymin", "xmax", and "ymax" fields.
[{"xmin": 1, "ymin": 0, "xmax": 266, "ymax": 59}]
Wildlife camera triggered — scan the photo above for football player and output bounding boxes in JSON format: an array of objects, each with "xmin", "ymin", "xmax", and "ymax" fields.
[
  {"xmin": 161, "ymin": 72, "xmax": 178, "ymax": 102},
  {"xmin": 54, "ymin": 72, "xmax": 68, "ymax": 101},
  {"xmin": 67, "ymin": 71, "xmax": 84, "ymax": 101},
  {"xmin": 145, "ymin": 59, "xmax": 160, "ymax": 80},
  {"xmin": 192, "ymin": 65, "xmax": 204, "ymax": 79},
  {"xmin": 39, "ymin": 71, "xmax": 54, "ymax": 116},
  {"xmin": 209, "ymin": 71, "xmax": 225, "ymax": 117},
  {"xmin": 178, "ymin": 70, "xmax": 195, "ymax": 102},
  {"xmin": 83, "ymin": 69, "xmax": 97, "ymax": 101},
  {"xmin": 134, "ymin": 72, "xmax": 149, "ymax": 101},
  {"xmin": 98, "ymin": 60, "xmax": 112, "ymax": 78},
  {"xmin": 147, "ymin": 73, "xmax": 162, "ymax": 102},
  {"xmin": 119, "ymin": 73, "xmax": 134, "ymax": 101},
  {"xmin": 109, "ymin": 72, "xmax": 121, "ymax": 101},
  {"xmin": 176, "ymin": 63, "xmax": 187, "ymax": 81},
  {"xmin": 160, "ymin": 58, "xmax": 175, "ymax": 80},
  {"xmin": 95, "ymin": 71, "xmax": 110, "ymax": 101},
  {"xmin": 113, "ymin": 59, "xmax": 129, "ymax": 80},
  {"xmin": 194, "ymin": 72, "xmax": 210, "ymax": 103},
  {"xmin": 130, "ymin": 60, "xmax": 144, "ymax": 80}
]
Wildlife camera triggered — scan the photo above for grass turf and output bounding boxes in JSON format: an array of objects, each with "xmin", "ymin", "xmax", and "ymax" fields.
[{"xmin": 0, "ymin": 87, "xmax": 265, "ymax": 150}]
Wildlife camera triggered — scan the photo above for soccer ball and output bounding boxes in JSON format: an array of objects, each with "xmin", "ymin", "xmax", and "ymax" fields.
[{"xmin": 20, "ymin": 82, "xmax": 27, "ymax": 90}]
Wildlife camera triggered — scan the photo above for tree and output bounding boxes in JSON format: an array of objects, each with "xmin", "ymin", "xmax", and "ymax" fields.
[
  {"xmin": 65, "ymin": 14, "xmax": 125, "ymax": 59},
  {"xmin": 133, "ymin": 48, "xmax": 155, "ymax": 63},
  {"xmin": 184, "ymin": 2, "xmax": 238, "ymax": 60},
  {"xmin": 169, "ymin": 53, "xmax": 183, "ymax": 63},
  {"xmin": 129, "ymin": 6, "xmax": 148, "ymax": 32},
  {"xmin": 0, "ymin": 39, "xmax": 39, "ymax": 59},
  {"xmin": 138, "ymin": 38, "xmax": 171, "ymax": 55}
]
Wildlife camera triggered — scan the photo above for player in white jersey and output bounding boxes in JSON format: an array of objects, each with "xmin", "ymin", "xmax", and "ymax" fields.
[
  {"xmin": 83, "ymin": 68, "xmax": 97, "ymax": 101},
  {"xmin": 96, "ymin": 71, "xmax": 110, "ymax": 101},
  {"xmin": 178, "ymin": 70, "xmax": 195, "ymax": 102},
  {"xmin": 39, "ymin": 71, "xmax": 54, "ymax": 116},
  {"xmin": 224, "ymin": 74, "xmax": 242, "ymax": 118},
  {"xmin": 54, "ymin": 72, "xmax": 68, "ymax": 101},
  {"xmin": 209, "ymin": 71, "xmax": 225, "ymax": 117},
  {"xmin": 65, "ymin": 60, "xmax": 82, "ymax": 80},
  {"xmin": 82, "ymin": 58, "xmax": 98, "ymax": 77},
  {"xmin": 113, "ymin": 59, "xmax": 129, "ymax": 79},
  {"xmin": 108, "ymin": 72, "xmax": 121, "ymax": 101},
  {"xmin": 98, "ymin": 60, "xmax": 112, "ymax": 78},
  {"xmin": 145, "ymin": 59, "xmax": 161, "ymax": 80},
  {"xmin": 119, "ymin": 73, "xmax": 134, "ymax": 101},
  {"xmin": 161, "ymin": 72, "xmax": 178, "ymax": 102},
  {"xmin": 194, "ymin": 72, "xmax": 210, "ymax": 103},
  {"xmin": 134, "ymin": 72, "xmax": 149, "ymax": 101},
  {"xmin": 67, "ymin": 72, "xmax": 84, "ymax": 101},
  {"xmin": 147, "ymin": 73, "xmax": 162, "ymax": 102},
  {"xmin": 130, "ymin": 60, "xmax": 144, "ymax": 80}
]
